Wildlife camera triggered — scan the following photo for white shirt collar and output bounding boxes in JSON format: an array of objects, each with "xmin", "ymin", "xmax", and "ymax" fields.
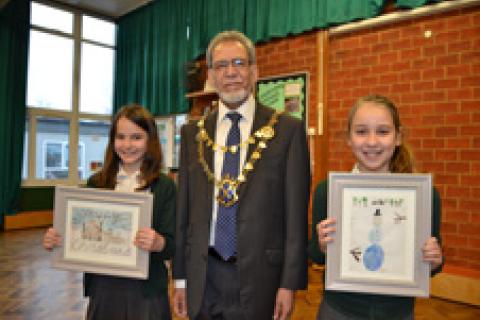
[
  {"xmin": 217, "ymin": 94, "xmax": 255, "ymax": 124},
  {"xmin": 116, "ymin": 166, "xmax": 150, "ymax": 193},
  {"xmin": 117, "ymin": 166, "xmax": 141, "ymax": 179},
  {"xmin": 352, "ymin": 163, "xmax": 360, "ymax": 173},
  {"xmin": 352, "ymin": 163, "xmax": 393, "ymax": 173}
]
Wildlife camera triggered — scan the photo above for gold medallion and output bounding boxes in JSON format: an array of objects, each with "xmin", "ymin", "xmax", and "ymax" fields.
[
  {"xmin": 238, "ymin": 173, "xmax": 246, "ymax": 182},
  {"xmin": 259, "ymin": 126, "xmax": 274, "ymax": 139},
  {"xmin": 196, "ymin": 110, "xmax": 282, "ymax": 206},
  {"xmin": 216, "ymin": 176, "xmax": 238, "ymax": 207}
]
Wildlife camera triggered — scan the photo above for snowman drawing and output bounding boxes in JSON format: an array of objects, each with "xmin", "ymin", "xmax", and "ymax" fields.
[{"xmin": 363, "ymin": 208, "xmax": 384, "ymax": 271}]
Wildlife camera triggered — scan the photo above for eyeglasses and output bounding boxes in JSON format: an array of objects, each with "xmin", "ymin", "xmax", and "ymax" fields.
[{"xmin": 211, "ymin": 58, "xmax": 249, "ymax": 72}]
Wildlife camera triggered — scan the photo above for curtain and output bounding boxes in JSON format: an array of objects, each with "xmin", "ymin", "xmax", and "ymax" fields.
[
  {"xmin": 396, "ymin": 0, "xmax": 439, "ymax": 8},
  {"xmin": 114, "ymin": 0, "xmax": 190, "ymax": 115},
  {"xmin": 186, "ymin": 0, "xmax": 247, "ymax": 60},
  {"xmin": 245, "ymin": 0, "xmax": 385, "ymax": 42},
  {"xmin": 0, "ymin": 0, "xmax": 30, "ymax": 227},
  {"xmin": 115, "ymin": 0, "xmax": 249, "ymax": 116},
  {"xmin": 114, "ymin": 0, "xmax": 440, "ymax": 117},
  {"xmin": 185, "ymin": 0, "xmax": 385, "ymax": 57}
]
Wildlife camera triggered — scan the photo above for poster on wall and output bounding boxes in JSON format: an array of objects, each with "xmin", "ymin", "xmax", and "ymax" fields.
[{"xmin": 256, "ymin": 72, "xmax": 308, "ymax": 123}]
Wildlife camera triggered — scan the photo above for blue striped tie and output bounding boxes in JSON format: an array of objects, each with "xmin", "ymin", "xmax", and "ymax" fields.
[{"xmin": 214, "ymin": 112, "xmax": 241, "ymax": 260}]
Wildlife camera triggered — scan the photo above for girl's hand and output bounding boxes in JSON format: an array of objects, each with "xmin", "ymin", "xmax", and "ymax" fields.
[
  {"xmin": 422, "ymin": 237, "xmax": 443, "ymax": 270},
  {"xmin": 316, "ymin": 218, "xmax": 336, "ymax": 253},
  {"xmin": 134, "ymin": 228, "xmax": 165, "ymax": 252},
  {"xmin": 43, "ymin": 227, "xmax": 61, "ymax": 250}
]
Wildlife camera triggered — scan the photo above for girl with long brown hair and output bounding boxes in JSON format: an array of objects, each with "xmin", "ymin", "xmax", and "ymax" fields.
[{"xmin": 44, "ymin": 104, "xmax": 175, "ymax": 319}]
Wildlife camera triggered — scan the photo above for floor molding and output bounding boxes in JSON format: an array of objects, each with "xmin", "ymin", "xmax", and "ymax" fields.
[
  {"xmin": 4, "ymin": 210, "xmax": 53, "ymax": 230},
  {"xmin": 431, "ymin": 265, "xmax": 480, "ymax": 306}
]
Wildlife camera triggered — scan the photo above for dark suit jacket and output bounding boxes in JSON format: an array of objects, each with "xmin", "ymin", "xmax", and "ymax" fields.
[
  {"xmin": 84, "ymin": 173, "xmax": 176, "ymax": 297},
  {"xmin": 173, "ymin": 103, "xmax": 311, "ymax": 319}
]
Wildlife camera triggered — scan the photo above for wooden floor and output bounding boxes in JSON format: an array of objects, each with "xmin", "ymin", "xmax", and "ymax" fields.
[{"xmin": 1, "ymin": 228, "xmax": 479, "ymax": 320}]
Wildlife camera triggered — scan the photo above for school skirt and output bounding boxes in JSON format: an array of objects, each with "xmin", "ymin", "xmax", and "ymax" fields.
[{"xmin": 86, "ymin": 275, "xmax": 171, "ymax": 320}]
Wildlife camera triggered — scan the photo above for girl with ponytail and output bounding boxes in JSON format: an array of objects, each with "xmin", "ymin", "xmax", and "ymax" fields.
[{"xmin": 308, "ymin": 95, "xmax": 443, "ymax": 319}]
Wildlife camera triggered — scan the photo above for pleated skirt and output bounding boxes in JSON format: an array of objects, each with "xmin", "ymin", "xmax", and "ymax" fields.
[{"xmin": 86, "ymin": 276, "xmax": 171, "ymax": 320}]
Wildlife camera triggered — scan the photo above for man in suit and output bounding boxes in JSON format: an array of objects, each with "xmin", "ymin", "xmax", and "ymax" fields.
[{"xmin": 173, "ymin": 30, "xmax": 311, "ymax": 320}]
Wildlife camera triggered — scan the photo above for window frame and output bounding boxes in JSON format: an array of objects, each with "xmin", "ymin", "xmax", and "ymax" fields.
[
  {"xmin": 23, "ymin": 1, "xmax": 115, "ymax": 187},
  {"xmin": 41, "ymin": 139, "xmax": 85, "ymax": 180}
]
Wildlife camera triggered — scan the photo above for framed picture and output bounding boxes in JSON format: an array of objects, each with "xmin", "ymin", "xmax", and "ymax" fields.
[
  {"xmin": 52, "ymin": 186, "xmax": 153, "ymax": 279},
  {"xmin": 256, "ymin": 72, "xmax": 308, "ymax": 123},
  {"xmin": 326, "ymin": 172, "xmax": 432, "ymax": 297}
]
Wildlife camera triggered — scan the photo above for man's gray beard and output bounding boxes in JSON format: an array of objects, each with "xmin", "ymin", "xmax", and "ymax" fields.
[{"xmin": 218, "ymin": 89, "xmax": 249, "ymax": 106}]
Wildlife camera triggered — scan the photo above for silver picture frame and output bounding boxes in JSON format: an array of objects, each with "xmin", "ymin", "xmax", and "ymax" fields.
[
  {"xmin": 326, "ymin": 172, "xmax": 432, "ymax": 297},
  {"xmin": 52, "ymin": 186, "xmax": 153, "ymax": 279}
]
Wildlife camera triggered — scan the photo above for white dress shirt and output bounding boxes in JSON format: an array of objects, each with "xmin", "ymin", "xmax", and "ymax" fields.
[
  {"xmin": 115, "ymin": 166, "xmax": 142, "ymax": 192},
  {"xmin": 209, "ymin": 95, "xmax": 255, "ymax": 245},
  {"xmin": 175, "ymin": 95, "xmax": 255, "ymax": 289}
]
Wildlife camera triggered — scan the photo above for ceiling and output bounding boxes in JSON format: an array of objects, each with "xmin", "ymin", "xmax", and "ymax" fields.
[{"xmin": 54, "ymin": 0, "xmax": 153, "ymax": 18}]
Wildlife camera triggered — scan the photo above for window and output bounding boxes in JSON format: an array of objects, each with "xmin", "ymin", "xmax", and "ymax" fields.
[
  {"xmin": 79, "ymin": 119, "xmax": 110, "ymax": 177},
  {"xmin": 36, "ymin": 116, "xmax": 70, "ymax": 179},
  {"xmin": 43, "ymin": 141, "xmax": 85, "ymax": 179},
  {"xmin": 27, "ymin": 30, "xmax": 73, "ymax": 110},
  {"xmin": 23, "ymin": 2, "xmax": 116, "ymax": 186},
  {"xmin": 80, "ymin": 43, "xmax": 115, "ymax": 114},
  {"xmin": 30, "ymin": 1, "xmax": 73, "ymax": 34}
]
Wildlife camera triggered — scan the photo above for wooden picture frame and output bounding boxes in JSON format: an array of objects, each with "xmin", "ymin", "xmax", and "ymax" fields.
[
  {"xmin": 326, "ymin": 172, "xmax": 432, "ymax": 297},
  {"xmin": 52, "ymin": 186, "xmax": 153, "ymax": 279}
]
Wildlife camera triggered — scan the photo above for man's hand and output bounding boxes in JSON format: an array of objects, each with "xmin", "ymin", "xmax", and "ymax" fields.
[
  {"xmin": 273, "ymin": 288, "xmax": 294, "ymax": 320},
  {"xmin": 173, "ymin": 287, "xmax": 188, "ymax": 318}
]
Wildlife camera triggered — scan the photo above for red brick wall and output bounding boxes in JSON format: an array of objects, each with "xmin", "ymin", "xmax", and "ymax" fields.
[
  {"xmin": 256, "ymin": 31, "xmax": 326, "ymax": 184},
  {"xmin": 328, "ymin": 7, "xmax": 480, "ymax": 270},
  {"xmin": 256, "ymin": 31, "xmax": 319, "ymax": 119},
  {"xmin": 242, "ymin": 5, "xmax": 479, "ymax": 270}
]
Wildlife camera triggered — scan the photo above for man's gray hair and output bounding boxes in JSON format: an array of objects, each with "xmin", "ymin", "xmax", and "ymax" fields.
[{"xmin": 206, "ymin": 30, "xmax": 256, "ymax": 68}]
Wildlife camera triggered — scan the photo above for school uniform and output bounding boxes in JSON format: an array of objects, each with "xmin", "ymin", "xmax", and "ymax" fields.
[
  {"xmin": 308, "ymin": 179, "xmax": 442, "ymax": 320},
  {"xmin": 84, "ymin": 169, "xmax": 175, "ymax": 320}
]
